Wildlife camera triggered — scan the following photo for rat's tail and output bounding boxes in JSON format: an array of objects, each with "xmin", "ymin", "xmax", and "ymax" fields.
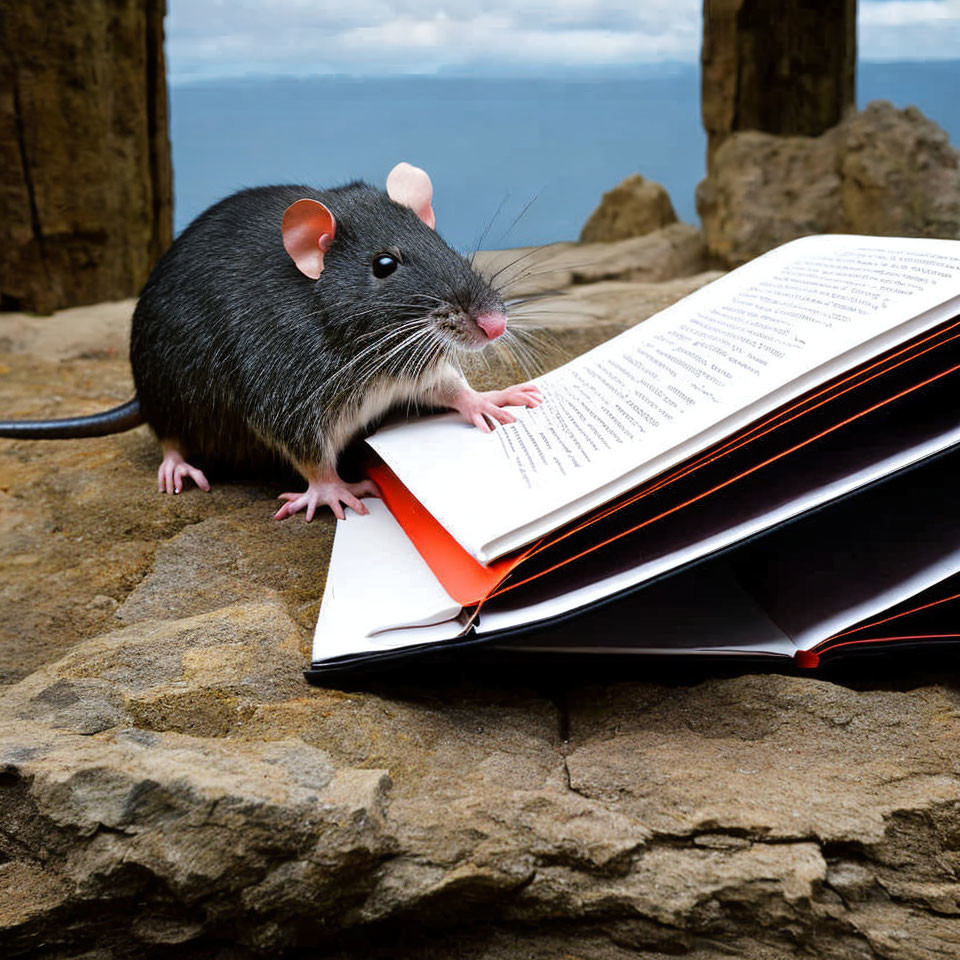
[{"xmin": 0, "ymin": 398, "xmax": 143, "ymax": 439}]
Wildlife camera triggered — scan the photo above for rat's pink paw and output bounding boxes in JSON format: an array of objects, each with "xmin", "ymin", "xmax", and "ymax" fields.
[
  {"xmin": 274, "ymin": 476, "xmax": 380, "ymax": 522},
  {"xmin": 484, "ymin": 383, "xmax": 543, "ymax": 409},
  {"xmin": 157, "ymin": 449, "xmax": 211, "ymax": 495},
  {"xmin": 449, "ymin": 383, "xmax": 543, "ymax": 433}
]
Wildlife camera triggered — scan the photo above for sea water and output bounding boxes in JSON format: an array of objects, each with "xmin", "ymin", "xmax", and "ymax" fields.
[{"xmin": 170, "ymin": 62, "xmax": 960, "ymax": 251}]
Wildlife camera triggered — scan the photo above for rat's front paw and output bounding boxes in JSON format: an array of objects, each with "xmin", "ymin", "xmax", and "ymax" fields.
[
  {"xmin": 449, "ymin": 383, "xmax": 543, "ymax": 433},
  {"xmin": 274, "ymin": 475, "xmax": 380, "ymax": 522},
  {"xmin": 485, "ymin": 383, "xmax": 543, "ymax": 410}
]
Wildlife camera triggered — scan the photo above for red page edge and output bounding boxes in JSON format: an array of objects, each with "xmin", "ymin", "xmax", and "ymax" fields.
[{"xmin": 367, "ymin": 461, "xmax": 523, "ymax": 607}]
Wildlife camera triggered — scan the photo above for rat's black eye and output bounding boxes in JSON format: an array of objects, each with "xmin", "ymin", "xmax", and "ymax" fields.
[{"xmin": 372, "ymin": 253, "xmax": 399, "ymax": 278}]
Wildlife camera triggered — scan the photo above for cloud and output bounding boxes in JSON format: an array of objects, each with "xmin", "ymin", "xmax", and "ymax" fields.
[
  {"xmin": 859, "ymin": 0, "xmax": 960, "ymax": 60},
  {"xmin": 860, "ymin": 0, "xmax": 959, "ymax": 26},
  {"xmin": 165, "ymin": 0, "xmax": 702, "ymax": 80},
  {"xmin": 165, "ymin": 0, "xmax": 960, "ymax": 82}
]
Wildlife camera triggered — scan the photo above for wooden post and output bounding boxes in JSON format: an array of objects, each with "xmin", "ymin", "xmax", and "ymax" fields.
[
  {"xmin": 0, "ymin": 0, "xmax": 172, "ymax": 314},
  {"xmin": 701, "ymin": 0, "xmax": 857, "ymax": 164}
]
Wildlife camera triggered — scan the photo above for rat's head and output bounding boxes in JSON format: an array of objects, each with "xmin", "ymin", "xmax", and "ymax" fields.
[{"xmin": 281, "ymin": 163, "xmax": 507, "ymax": 363}]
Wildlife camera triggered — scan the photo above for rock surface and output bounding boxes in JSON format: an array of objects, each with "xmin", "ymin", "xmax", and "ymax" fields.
[
  {"xmin": 0, "ymin": 0, "xmax": 172, "ymax": 314},
  {"xmin": 697, "ymin": 100, "xmax": 960, "ymax": 267},
  {"xmin": 3, "ymin": 259, "xmax": 960, "ymax": 958},
  {"xmin": 579, "ymin": 174, "xmax": 678, "ymax": 243},
  {"xmin": 476, "ymin": 222, "xmax": 706, "ymax": 296}
]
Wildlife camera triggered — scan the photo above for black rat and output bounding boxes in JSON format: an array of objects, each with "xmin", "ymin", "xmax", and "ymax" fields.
[{"xmin": 0, "ymin": 162, "xmax": 542, "ymax": 519}]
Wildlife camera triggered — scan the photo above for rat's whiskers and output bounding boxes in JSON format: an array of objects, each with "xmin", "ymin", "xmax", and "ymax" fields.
[
  {"xmin": 325, "ymin": 322, "xmax": 432, "ymax": 399},
  {"xmin": 469, "ymin": 194, "xmax": 511, "ymax": 267}
]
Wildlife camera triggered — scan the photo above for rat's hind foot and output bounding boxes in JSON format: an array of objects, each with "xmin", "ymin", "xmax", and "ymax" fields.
[
  {"xmin": 157, "ymin": 445, "xmax": 211, "ymax": 495},
  {"xmin": 448, "ymin": 383, "xmax": 543, "ymax": 433},
  {"xmin": 274, "ymin": 472, "xmax": 380, "ymax": 522}
]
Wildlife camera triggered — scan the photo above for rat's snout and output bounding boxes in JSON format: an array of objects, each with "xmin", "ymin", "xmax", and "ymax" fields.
[
  {"xmin": 430, "ymin": 305, "xmax": 508, "ymax": 352},
  {"xmin": 475, "ymin": 311, "xmax": 507, "ymax": 341}
]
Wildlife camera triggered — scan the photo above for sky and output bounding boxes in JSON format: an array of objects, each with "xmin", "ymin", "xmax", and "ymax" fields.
[{"xmin": 166, "ymin": 0, "xmax": 960, "ymax": 83}]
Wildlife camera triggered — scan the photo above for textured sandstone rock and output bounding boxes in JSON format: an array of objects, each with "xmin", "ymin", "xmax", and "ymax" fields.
[
  {"xmin": 550, "ymin": 274, "xmax": 724, "ymax": 329},
  {"xmin": 841, "ymin": 103, "xmax": 960, "ymax": 241},
  {"xmin": 697, "ymin": 100, "xmax": 960, "ymax": 267},
  {"xmin": 5, "ymin": 637, "xmax": 960, "ymax": 957},
  {"xmin": 0, "ymin": 0, "xmax": 172, "ymax": 314},
  {"xmin": 477, "ymin": 222, "xmax": 706, "ymax": 297},
  {"xmin": 4, "ymin": 264, "xmax": 960, "ymax": 957},
  {"xmin": 579, "ymin": 174, "xmax": 678, "ymax": 243}
]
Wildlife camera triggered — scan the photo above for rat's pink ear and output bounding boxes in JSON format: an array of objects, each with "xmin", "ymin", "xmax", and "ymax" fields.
[
  {"xmin": 386, "ymin": 162, "xmax": 436, "ymax": 229},
  {"xmin": 282, "ymin": 199, "xmax": 337, "ymax": 279}
]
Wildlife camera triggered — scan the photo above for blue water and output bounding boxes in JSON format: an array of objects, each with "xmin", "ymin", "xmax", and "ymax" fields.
[{"xmin": 170, "ymin": 62, "xmax": 960, "ymax": 251}]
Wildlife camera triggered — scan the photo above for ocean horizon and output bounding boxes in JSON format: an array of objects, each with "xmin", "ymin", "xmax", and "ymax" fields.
[{"xmin": 170, "ymin": 61, "xmax": 960, "ymax": 251}]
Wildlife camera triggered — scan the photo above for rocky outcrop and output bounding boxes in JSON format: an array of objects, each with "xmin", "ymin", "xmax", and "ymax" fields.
[
  {"xmin": 4, "ymin": 264, "xmax": 960, "ymax": 957},
  {"xmin": 701, "ymin": 0, "xmax": 856, "ymax": 162},
  {"xmin": 477, "ymin": 222, "xmax": 706, "ymax": 297},
  {"xmin": 579, "ymin": 174, "xmax": 677, "ymax": 243},
  {"xmin": 697, "ymin": 100, "xmax": 960, "ymax": 267},
  {"xmin": 0, "ymin": 0, "xmax": 172, "ymax": 314},
  {"xmin": 841, "ymin": 103, "xmax": 960, "ymax": 240}
]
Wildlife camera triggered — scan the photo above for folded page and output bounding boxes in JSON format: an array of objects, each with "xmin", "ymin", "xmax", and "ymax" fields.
[
  {"xmin": 812, "ymin": 577, "xmax": 960, "ymax": 654},
  {"xmin": 312, "ymin": 499, "xmax": 463, "ymax": 663},
  {"xmin": 735, "ymin": 455, "xmax": 960, "ymax": 651}
]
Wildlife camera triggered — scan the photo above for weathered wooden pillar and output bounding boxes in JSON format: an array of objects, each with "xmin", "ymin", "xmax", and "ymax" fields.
[
  {"xmin": 701, "ymin": 0, "xmax": 857, "ymax": 163},
  {"xmin": 0, "ymin": 1, "xmax": 172, "ymax": 314}
]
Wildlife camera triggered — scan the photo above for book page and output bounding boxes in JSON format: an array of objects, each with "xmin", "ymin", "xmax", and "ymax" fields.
[
  {"xmin": 312, "ymin": 499, "xmax": 463, "ymax": 663},
  {"xmin": 368, "ymin": 235, "xmax": 960, "ymax": 562},
  {"xmin": 493, "ymin": 564, "xmax": 797, "ymax": 658},
  {"xmin": 735, "ymin": 455, "xmax": 960, "ymax": 651},
  {"xmin": 797, "ymin": 552, "xmax": 960, "ymax": 652}
]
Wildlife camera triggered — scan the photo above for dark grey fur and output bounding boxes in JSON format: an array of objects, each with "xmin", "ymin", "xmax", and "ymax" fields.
[
  {"xmin": 0, "ymin": 181, "xmax": 505, "ymax": 472},
  {"xmin": 132, "ymin": 181, "xmax": 504, "ymax": 473}
]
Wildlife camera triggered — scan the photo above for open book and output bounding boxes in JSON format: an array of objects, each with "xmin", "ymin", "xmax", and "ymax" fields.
[{"xmin": 307, "ymin": 235, "xmax": 960, "ymax": 681}]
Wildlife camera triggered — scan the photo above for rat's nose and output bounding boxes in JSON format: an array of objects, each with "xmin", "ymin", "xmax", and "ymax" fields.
[{"xmin": 475, "ymin": 311, "xmax": 507, "ymax": 340}]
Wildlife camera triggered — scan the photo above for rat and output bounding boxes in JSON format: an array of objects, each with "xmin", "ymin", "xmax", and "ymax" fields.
[{"xmin": 0, "ymin": 162, "xmax": 542, "ymax": 520}]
